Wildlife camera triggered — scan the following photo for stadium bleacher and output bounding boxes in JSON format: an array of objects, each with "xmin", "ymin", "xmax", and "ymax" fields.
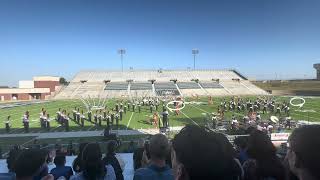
[
  {"xmin": 199, "ymin": 82, "xmax": 223, "ymax": 89},
  {"xmin": 130, "ymin": 82, "xmax": 152, "ymax": 90},
  {"xmin": 54, "ymin": 70, "xmax": 268, "ymax": 99},
  {"xmin": 177, "ymin": 82, "xmax": 201, "ymax": 89},
  {"xmin": 154, "ymin": 82, "xmax": 177, "ymax": 90},
  {"xmin": 105, "ymin": 82, "xmax": 129, "ymax": 90}
]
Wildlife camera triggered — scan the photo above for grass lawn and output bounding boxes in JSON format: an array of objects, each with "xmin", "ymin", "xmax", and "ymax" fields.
[{"xmin": 0, "ymin": 96, "xmax": 319, "ymax": 134}]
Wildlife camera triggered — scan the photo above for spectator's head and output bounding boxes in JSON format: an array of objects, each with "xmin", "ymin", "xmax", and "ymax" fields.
[
  {"xmin": 7, "ymin": 148, "xmax": 21, "ymax": 172},
  {"xmin": 149, "ymin": 134, "xmax": 170, "ymax": 161},
  {"xmin": 287, "ymin": 125, "xmax": 320, "ymax": 180},
  {"xmin": 78, "ymin": 142, "xmax": 88, "ymax": 156},
  {"xmin": 246, "ymin": 130, "xmax": 276, "ymax": 160},
  {"xmin": 171, "ymin": 125, "xmax": 239, "ymax": 180},
  {"xmin": 13, "ymin": 149, "xmax": 48, "ymax": 180},
  {"xmin": 54, "ymin": 154, "xmax": 66, "ymax": 167},
  {"xmin": 107, "ymin": 140, "xmax": 118, "ymax": 154},
  {"xmin": 247, "ymin": 130, "xmax": 285, "ymax": 179},
  {"xmin": 81, "ymin": 143, "xmax": 105, "ymax": 179}
]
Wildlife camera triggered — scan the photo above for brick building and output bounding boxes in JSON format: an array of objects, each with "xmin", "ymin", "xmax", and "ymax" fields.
[{"xmin": 0, "ymin": 76, "xmax": 60, "ymax": 101}]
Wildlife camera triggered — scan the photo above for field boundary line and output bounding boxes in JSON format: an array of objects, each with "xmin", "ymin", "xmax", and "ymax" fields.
[
  {"xmin": 126, "ymin": 112, "xmax": 134, "ymax": 130},
  {"xmin": 180, "ymin": 111, "xmax": 199, "ymax": 126}
]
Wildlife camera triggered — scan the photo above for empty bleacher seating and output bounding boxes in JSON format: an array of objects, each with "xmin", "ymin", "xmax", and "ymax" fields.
[
  {"xmin": 177, "ymin": 82, "xmax": 201, "ymax": 89},
  {"xmin": 130, "ymin": 82, "xmax": 152, "ymax": 90},
  {"xmin": 105, "ymin": 82, "xmax": 128, "ymax": 90},
  {"xmin": 154, "ymin": 82, "xmax": 177, "ymax": 90},
  {"xmin": 199, "ymin": 82, "xmax": 223, "ymax": 89}
]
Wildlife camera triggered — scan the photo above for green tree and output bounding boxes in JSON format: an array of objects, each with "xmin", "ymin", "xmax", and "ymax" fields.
[{"xmin": 59, "ymin": 77, "xmax": 69, "ymax": 85}]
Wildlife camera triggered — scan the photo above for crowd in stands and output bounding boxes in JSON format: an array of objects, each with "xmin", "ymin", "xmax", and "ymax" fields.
[{"xmin": 2, "ymin": 124, "xmax": 320, "ymax": 180}]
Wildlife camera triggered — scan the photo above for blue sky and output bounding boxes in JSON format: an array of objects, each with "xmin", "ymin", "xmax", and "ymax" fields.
[{"xmin": 0, "ymin": 0, "xmax": 319, "ymax": 86}]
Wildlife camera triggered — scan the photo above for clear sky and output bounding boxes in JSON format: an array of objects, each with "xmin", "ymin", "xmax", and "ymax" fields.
[{"xmin": 0, "ymin": 0, "xmax": 319, "ymax": 86}]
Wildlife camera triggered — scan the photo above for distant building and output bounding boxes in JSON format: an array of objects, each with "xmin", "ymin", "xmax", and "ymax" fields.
[
  {"xmin": 0, "ymin": 76, "xmax": 60, "ymax": 101},
  {"xmin": 314, "ymin": 63, "xmax": 320, "ymax": 80}
]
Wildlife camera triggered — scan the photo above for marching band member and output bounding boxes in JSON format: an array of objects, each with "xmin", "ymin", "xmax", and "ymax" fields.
[
  {"xmin": 138, "ymin": 103, "xmax": 141, "ymax": 113},
  {"xmin": 94, "ymin": 111, "xmax": 98, "ymax": 124},
  {"xmin": 45, "ymin": 114, "xmax": 51, "ymax": 131},
  {"xmin": 103, "ymin": 109, "xmax": 107, "ymax": 121},
  {"xmin": 115, "ymin": 103, "xmax": 119, "ymax": 112},
  {"xmin": 211, "ymin": 113, "xmax": 217, "ymax": 129},
  {"xmin": 80, "ymin": 110, "xmax": 85, "ymax": 127},
  {"xmin": 162, "ymin": 109, "xmax": 169, "ymax": 128},
  {"xmin": 132, "ymin": 102, "xmax": 135, "ymax": 112},
  {"xmin": 63, "ymin": 112, "xmax": 70, "ymax": 132},
  {"xmin": 22, "ymin": 111, "xmax": 30, "ymax": 133},
  {"xmin": 76, "ymin": 108, "xmax": 81, "ymax": 124},
  {"xmin": 111, "ymin": 113, "xmax": 115, "ymax": 125},
  {"xmin": 56, "ymin": 108, "xmax": 62, "ymax": 124},
  {"xmin": 98, "ymin": 111, "xmax": 102, "ymax": 126},
  {"xmin": 123, "ymin": 106, "xmax": 127, "ymax": 114},
  {"xmin": 119, "ymin": 109, "xmax": 123, "ymax": 121},
  {"xmin": 73, "ymin": 107, "xmax": 77, "ymax": 121},
  {"xmin": 88, "ymin": 110, "xmax": 92, "ymax": 122},
  {"xmin": 5, "ymin": 115, "xmax": 11, "ymax": 133},
  {"xmin": 106, "ymin": 113, "xmax": 111, "ymax": 129},
  {"xmin": 115, "ymin": 113, "xmax": 120, "ymax": 129},
  {"xmin": 127, "ymin": 102, "xmax": 130, "ymax": 111},
  {"xmin": 149, "ymin": 104, "xmax": 153, "ymax": 113},
  {"xmin": 39, "ymin": 109, "xmax": 45, "ymax": 128},
  {"xmin": 153, "ymin": 112, "xmax": 159, "ymax": 128},
  {"xmin": 275, "ymin": 105, "xmax": 281, "ymax": 116},
  {"xmin": 42, "ymin": 111, "xmax": 47, "ymax": 129}
]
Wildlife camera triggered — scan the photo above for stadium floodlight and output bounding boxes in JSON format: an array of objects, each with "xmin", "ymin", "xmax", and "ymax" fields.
[
  {"xmin": 118, "ymin": 49, "xmax": 126, "ymax": 72},
  {"xmin": 192, "ymin": 49, "xmax": 199, "ymax": 70}
]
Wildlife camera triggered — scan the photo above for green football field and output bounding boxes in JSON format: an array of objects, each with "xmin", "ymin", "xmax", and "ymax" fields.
[{"xmin": 0, "ymin": 96, "xmax": 319, "ymax": 134}]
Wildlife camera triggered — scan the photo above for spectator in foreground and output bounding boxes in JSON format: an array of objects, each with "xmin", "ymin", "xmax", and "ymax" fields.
[
  {"xmin": 171, "ymin": 125, "xmax": 242, "ymax": 180},
  {"xmin": 13, "ymin": 149, "xmax": 53, "ymax": 180},
  {"xmin": 7, "ymin": 148, "xmax": 21, "ymax": 173},
  {"xmin": 286, "ymin": 125, "xmax": 320, "ymax": 180},
  {"xmin": 133, "ymin": 139, "xmax": 145, "ymax": 170},
  {"xmin": 103, "ymin": 140, "xmax": 124, "ymax": 180},
  {"xmin": 234, "ymin": 136, "xmax": 249, "ymax": 165},
  {"xmin": 134, "ymin": 134, "xmax": 173, "ymax": 180},
  {"xmin": 70, "ymin": 143, "xmax": 116, "ymax": 180},
  {"xmin": 50, "ymin": 154, "xmax": 73, "ymax": 180},
  {"xmin": 243, "ymin": 130, "xmax": 285, "ymax": 180},
  {"xmin": 72, "ymin": 142, "xmax": 88, "ymax": 173}
]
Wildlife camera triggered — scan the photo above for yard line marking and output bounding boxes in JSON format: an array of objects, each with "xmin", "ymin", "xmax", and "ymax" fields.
[
  {"xmin": 126, "ymin": 112, "xmax": 134, "ymax": 130},
  {"xmin": 51, "ymin": 125, "xmax": 62, "ymax": 132},
  {"xmin": 180, "ymin": 110, "xmax": 199, "ymax": 126}
]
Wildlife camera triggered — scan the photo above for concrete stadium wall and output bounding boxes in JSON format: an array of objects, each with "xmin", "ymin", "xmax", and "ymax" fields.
[{"xmin": 271, "ymin": 90, "xmax": 320, "ymax": 96}]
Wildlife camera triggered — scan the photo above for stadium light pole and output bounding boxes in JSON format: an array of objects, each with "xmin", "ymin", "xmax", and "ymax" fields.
[
  {"xmin": 118, "ymin": 49, "xmax": 126, "ymax": 72},
  {"xmin": 192, "ymin": 49, "xmax": 199, "ymax": 70}
]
